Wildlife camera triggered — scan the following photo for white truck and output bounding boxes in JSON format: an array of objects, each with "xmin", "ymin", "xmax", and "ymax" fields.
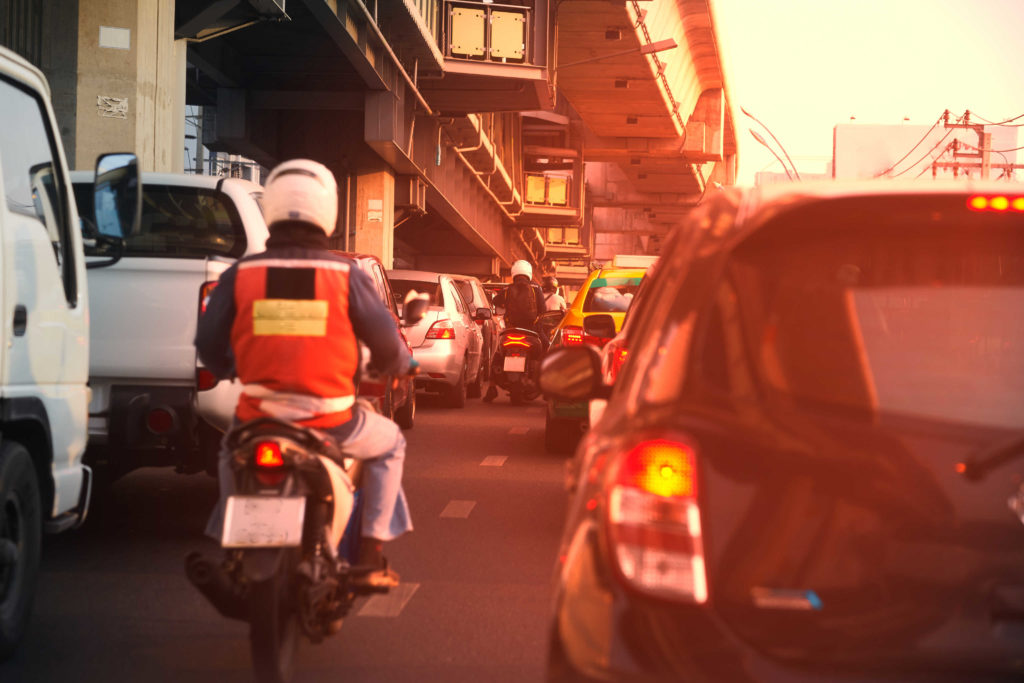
[
  {"xmin": 69, "ymin": 172, "xmax": 269, "ymax": 480},
  {"xmin": 0, "ymin": 46, "xmax": 138, "ymax": 657}
]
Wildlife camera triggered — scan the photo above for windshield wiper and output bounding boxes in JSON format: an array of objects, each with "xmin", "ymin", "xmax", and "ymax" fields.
[{"xmin": 957, "ymin": 432, "xmax": 1024, "ymax": 482}]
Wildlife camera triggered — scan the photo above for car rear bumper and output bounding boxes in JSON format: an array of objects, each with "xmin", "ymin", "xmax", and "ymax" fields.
[
  {"xmin": 411, "ymin": 341, "xmax": 462, "ymax": 385},
  {"xmin": 550, "ymin": 524, "xmax": 1024, "ymax": 683}
]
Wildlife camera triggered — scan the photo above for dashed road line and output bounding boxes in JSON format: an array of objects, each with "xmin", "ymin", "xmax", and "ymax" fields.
[
  {"xmin": 357, "ymin": 582, "xmax": 420, "ymax": 617},
  {"xmin": 480, "ymin": 456, "xmax": 507, "ymax": 467},
  {"xmin": 440, "ymin": 500, "xmax": 476, "ymax": 518}
]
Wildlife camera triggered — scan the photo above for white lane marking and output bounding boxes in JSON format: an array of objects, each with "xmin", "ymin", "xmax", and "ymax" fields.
[
  {"xmin": 508, "ymin": 427, "xmax": 530, "ymax": 435},
  {"xmin": 480, "ymin": 456, "xmax": 507, "ymax": 467},
  {"xmin": 357, "ymin": 582, "xmax": 420, "ymax": 617},
  {"xmin": 440, "ymin": 500, "xmax": 476, "ymax": 518}
]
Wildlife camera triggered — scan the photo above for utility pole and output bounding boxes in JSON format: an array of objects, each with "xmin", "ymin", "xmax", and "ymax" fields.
[{"xmin": 933, "ymin": 111, "xmax": 1024, "ymax": 180}]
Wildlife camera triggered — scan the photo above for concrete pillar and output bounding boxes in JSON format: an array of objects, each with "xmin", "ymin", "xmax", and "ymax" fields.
[
  {"xmin": 352, "ymin": 162, "xmax": 396, "ymax": 268},
  {"xmin": 75, "ymin": 0, "xmax": 184, "ymax": 172}
]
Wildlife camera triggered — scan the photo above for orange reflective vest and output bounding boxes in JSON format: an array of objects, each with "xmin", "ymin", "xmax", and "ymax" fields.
[{"xmin": 231, "ymin": 257, "xmax": 359, "ymax": 428}]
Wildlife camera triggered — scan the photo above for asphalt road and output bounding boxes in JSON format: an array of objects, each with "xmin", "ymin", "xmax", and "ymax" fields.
[{"xmin": 1, "ymin": 392, "xmax": 568, "ymax": 683}]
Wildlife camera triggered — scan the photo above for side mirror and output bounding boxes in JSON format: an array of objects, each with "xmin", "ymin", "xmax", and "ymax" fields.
[
  {"xmin": 583, "ymin": 313, "xmax": 616, "ymax": 340},
  {"xmin": 474, "ymin": 307, "xmax": 492, "ymax": 321},
  {"xmin": 540, "ymin": 346, "xmax": 610, "ymax": 402},
  {"xmin": 93, "ymin": 152, "xmax": 140, "ymax": 239},
  {"xmin": 402, "ymin": 290, "xmax": 430, "ymax": 327}
]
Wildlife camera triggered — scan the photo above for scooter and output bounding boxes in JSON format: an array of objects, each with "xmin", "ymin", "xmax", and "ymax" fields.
[
  {"xmin": 186, "ymin": 292, "xmax": 429, "ymax": 683},
  {"xmin": 185, "ymin": 411, "xmax": 386, "ymax": 682},
  {"xmin": 489, "ymin": 326, "xmax": 546, "ymax": 404}
]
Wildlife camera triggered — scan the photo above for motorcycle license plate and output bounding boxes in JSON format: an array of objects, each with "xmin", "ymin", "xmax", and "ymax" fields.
[
  {"xmin": 221, "ymin": 495, "xmax": 306, "ymax": 548},
  {"xmin": 503, "ymin": 356, "xmax": 526, "ymax": 372}
]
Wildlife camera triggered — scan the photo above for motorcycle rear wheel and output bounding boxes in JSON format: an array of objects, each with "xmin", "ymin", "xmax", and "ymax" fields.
[{"xmin": 249, "ymin": 569, "xmax": 300, "ymax": 683}]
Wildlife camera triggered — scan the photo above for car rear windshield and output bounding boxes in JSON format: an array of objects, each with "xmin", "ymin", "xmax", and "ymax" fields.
[
  {"xmin": 711, "ymin": 195, "xmax": 1024, "ymax": 429},
  {"xmin": 75, "ymin": 182, "xmax": 247, "ymax": 258},
  {"xmin": 583, "ymin": 276, "xmax": 642, "ymax": 312},
  {"xmin": 390, "ymin": 278, "xmax": 444, "ymax": 306}
]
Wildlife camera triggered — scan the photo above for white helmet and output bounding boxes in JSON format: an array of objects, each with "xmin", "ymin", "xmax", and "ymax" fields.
[
  {"xmin": 510, "ymin": 259, "xmax": 533, "ymax": 280},
  {"xmin": 263, "ymin": 159, "xmax": 338, "ymax": 236}
]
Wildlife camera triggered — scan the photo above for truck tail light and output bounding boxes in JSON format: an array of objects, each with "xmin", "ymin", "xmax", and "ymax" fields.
[
  {"xmin": 199, "ymin": 280, "xmax": 218, "ymax": 315},
  {"xmin": 967, "ymin": 195, "xmax": 1024, "ymax": 212},
  {"xmin": 604, "ymin": 438, "xmax": 707, "ymax": 603},
  {"xmin": 425, "ymin": 320, "xmax": 455, "ymax": 340}
]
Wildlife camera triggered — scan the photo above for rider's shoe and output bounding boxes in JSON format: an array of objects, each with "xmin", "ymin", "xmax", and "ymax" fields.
[
  {"xmin": 352, "ymin": 566, "xmax": 400, "ymax": 590},
  {"xmin": 483, "ymin": 385, "xmax": 498, "ymax": 403}
]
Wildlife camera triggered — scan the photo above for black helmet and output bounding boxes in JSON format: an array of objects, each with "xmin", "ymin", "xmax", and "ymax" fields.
[{"xmin": 543, "ymin": 275, "xmax": 558, "ymax": 292}]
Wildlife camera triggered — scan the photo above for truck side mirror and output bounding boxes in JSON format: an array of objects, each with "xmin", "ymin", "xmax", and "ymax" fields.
[{"xmin": 93, "ymin": 152, "xmax": 140, "ymax": 239}]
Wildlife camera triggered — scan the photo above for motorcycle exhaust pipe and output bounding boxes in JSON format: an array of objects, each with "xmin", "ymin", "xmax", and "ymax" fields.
[{"xmin": 185, "ymin": 551, "xmax": 249, "ymax": 622}]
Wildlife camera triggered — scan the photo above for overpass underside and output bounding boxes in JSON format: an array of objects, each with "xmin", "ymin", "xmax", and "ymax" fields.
[{"xmin": 175, "ymin": 0, "xmax": 735, "ymax": 277}]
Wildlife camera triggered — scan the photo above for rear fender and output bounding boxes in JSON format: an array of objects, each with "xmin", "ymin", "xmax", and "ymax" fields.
[{"xmin": 241, "ymin": 548, "xmax": 287, "ymax": 582}]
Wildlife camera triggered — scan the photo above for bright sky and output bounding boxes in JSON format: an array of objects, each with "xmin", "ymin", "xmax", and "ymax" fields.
[{"xmin": 712, "ymin": 0, "xmax": 1024, "ymax": 185}]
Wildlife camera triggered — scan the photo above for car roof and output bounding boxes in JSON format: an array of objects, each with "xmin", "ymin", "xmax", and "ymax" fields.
[
  {"xmin": 69, "ymin": 170, "xmax": 263, "ymax": 193},
  {"xmin": 388, "ymin": 269, "xmax": 443, "ymax": 282}
]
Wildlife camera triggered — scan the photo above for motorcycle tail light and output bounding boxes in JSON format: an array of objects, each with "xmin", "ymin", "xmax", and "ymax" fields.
[
  {"xmin": 604, "ymin": 438, "xmax": 707, "ymax": 603},
  {"xmin": 254, "ymin": 441, "xmax": 285, "ymax": 468},
  {"xmin": 502, "ymin": 333, "xmax": 531, "ymax": 349},
  {"xmin": 426, "ymin": 320, "xmax": 455, "ymax": 340}
]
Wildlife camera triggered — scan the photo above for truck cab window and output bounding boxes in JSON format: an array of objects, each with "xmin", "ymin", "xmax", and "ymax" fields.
[{"xmin": 0, "ymin": 76, "xmax": 76, "ymax": 304}]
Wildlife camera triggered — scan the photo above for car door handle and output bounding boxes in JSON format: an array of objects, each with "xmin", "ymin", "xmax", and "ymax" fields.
[{"xmin": 13, "ymin": 305, "xmax": 27, "ymax": 336}]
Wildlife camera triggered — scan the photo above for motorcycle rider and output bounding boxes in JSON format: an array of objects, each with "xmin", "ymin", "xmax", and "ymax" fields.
[
  {"xmin": 483, "ymin": 259, "xmax": 546, "ymax": 402},
  {"xmin": 195, "ymin": 159, "xmax": 414, "ymax": 588},
  {"xmin": 542, "ymin": 275, "xmax": 567, "ymax": 312}
]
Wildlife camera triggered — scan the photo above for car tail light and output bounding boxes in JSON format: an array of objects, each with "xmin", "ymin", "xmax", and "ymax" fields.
[
  {"xmin": 605, "ymin": 438, "xmax": 707, "ymax": 603},
  {"xmin": 609, "ymin": 346, "xmax": 629, "ymax": 382},
  {"xmin": 562, "ymin": 326, "xmax": 584, "ymax": 345},
  {"xmin": 254, "ymin": 441, "xmax": 284, "ymax": 468},
  {"xmin": 197, "ymin": 367, "xmax": 218, "ymax": 391},
  {"xmin": 199, "ymin": 280, "xmax": 218, "ymax": 315},
  {"xmin": 502, "ymin": 333, "xmax": 531, "ymax": 349},
  {"xmin": 425, "ymin": 320, "xmax": 455, "ymax": 340},
  {"xmin": 967, "ymin": 195, "xmax": 1024, "ymax": 212}
]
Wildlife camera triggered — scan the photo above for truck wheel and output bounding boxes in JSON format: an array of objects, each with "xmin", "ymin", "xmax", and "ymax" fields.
[{"xmin": 0, "ymin": 441, "xmax": 42, "ymax": 660}]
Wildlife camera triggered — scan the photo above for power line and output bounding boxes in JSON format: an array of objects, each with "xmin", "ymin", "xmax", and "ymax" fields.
[
  {"xmin": 965, "ymin": 111, "xmax": 1024, "ymax": 126},
  {"xmin": 875, "ymin": 110, "xmax": 947, "ymax": 177},
  {"xmin": 888, "ymin": 113, "xmax": 967, "ymax": 178}
]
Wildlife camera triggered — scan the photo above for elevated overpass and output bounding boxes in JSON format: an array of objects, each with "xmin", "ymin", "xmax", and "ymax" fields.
[{"xmin": 8, "ymin": 0, "xmax": 735, "ymax": 278}]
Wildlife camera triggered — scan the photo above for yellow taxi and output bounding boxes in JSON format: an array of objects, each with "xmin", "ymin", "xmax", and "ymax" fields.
[
  {"xmin": 546, "ymin": 255, "xmax": 655, "ymax": 453},
  {"xmin": 551, "ymin": 255, "xmax": 654, "ymax": 347}
]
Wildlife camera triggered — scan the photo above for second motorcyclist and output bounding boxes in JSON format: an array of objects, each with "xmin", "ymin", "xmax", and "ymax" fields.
[
  {"xmin": 483, "ymin": 259, "xmax": 546, "ymax": 402},
  {"xmin": 195, "ymin": 158, "xmax": 415, "ymax": 587}
]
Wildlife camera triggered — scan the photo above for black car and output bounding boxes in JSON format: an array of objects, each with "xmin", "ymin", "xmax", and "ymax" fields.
[{"xmin": 541, "ymin": 181, "xmax": 1024, "ymax": 682}]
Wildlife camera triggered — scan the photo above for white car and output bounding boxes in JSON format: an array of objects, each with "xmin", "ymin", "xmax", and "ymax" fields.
[
  {"xmin": 71, "ymin": 172, "xmax": 269, "ymax": 478},
  {"xmin": 388, "ymin": 269, "xmax": 486, "ymax": 407}
]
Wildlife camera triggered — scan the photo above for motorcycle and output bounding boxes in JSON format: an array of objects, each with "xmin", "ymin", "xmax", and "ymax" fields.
[
  {"xmin": 186, "ymin": 292, "xmax": 428, "ymax": 683},
  {"xmin": 489, "ymin": 326, "xmax": 546, "ymax": 404},
  {"xmin": 186, "ymin": 412, "xmax": 386, "ymax": 682}
]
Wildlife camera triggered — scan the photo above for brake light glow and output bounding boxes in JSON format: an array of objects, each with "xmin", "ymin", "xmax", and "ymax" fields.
[
  {"xmin": 425, "ymin": 320, "xmax": 455, "ymax": 340},
  {"xmin": 605, "ymin": 438, "xmax": 706, "ymax": 603},
  {"xmin": 502, "ymin": 333, "xmax": 531, "ymax": 348},
  {"xmin": 254, "ymin": 441, "xmax": 284, "ymax": 468},
  {"xmin": 609, "ymin": 347, "xmax": 629, "ymax": 382},
  {"xmin": 967, "ymin": 195, "xmax": 1024, "ymax": 212},
  {"xmin": 199, "ymin": 280, "xmax": 218, "ymax": 315},
  {"xmin": 562, "ymin": 326, "xmax": 584, "ymax": 345}
]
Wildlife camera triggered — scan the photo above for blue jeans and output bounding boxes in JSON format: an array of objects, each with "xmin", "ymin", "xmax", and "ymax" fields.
[{"xmin": 205, "ymin": 403, "xmax": 413, "ymax": 542}]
